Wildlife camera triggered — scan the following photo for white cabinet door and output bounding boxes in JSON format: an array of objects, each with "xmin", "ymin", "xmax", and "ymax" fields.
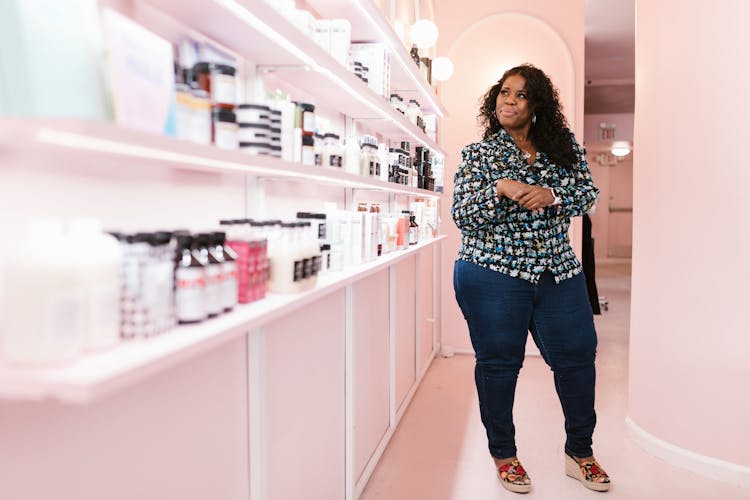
[
  {"xmin": 264, "ymin": 291, "xmax": 346, "ymax": 500},
  {"xmin": 352, "ymin": 270, "xmax": 390, "ymax": 482},
  {"xmin": 393, "ymin": 257, "xmax": 416, "ymax": 413}
]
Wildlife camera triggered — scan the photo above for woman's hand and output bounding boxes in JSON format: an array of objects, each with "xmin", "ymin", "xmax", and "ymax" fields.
[{"xmin": 496, "ymin": 179, "xmax": 555, "ymax": 211}]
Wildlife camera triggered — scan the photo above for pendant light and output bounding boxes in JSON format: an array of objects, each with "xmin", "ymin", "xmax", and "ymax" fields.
[{"xmin": 410, "ymin": 19, "xmax": 438, "ymax": 49}]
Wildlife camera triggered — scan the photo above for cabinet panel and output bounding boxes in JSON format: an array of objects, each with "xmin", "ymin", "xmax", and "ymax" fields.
[
  {"xmin": 352, "ymin": 270, "xmax": 389, "ymax": 481},
  {"xmin": 417, "ymin": 246, "xmax": 435, "ymax": 375},
  {"xmin": 393, "ymin": 256, "xmax": 416, "ymax": 411},
  {"xmin": 264, "ymin": 290, "xmax": 346, "ymax": 500},
  {"xmin": 0, "ymin": 339, "xmax": 249, "ymax": 500}
]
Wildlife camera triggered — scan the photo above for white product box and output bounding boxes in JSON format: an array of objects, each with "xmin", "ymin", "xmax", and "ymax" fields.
[
  {"xmin": 102, "ymin": 9, "xmax": 176, "ymax": 135},
  {"xmin": 329, "ymin": 20, "xmax": 351, "ymax": 67},
  {"xmin": 350, "ymin": 43, "xmax": 391, "ymax": 97},
  {"xmin": 312, "ymin": 19, "xmax": 331, "ymax": 53}
]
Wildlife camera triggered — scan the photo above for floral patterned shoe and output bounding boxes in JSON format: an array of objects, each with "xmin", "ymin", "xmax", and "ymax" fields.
[
  {"xmin": 565, "ymin": 453, "xmax": 610, "ymax": 491},
  {"xmin": 496, "ymin": 458, "xmax": 532, "ymax": 494}
]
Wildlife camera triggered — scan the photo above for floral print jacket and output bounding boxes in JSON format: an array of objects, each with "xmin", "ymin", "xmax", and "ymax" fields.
[{"xmin": 451, "ymin": 128, "xmax": 599, "ymax": 284}]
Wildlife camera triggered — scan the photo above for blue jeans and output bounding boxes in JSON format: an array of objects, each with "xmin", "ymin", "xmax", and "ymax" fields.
[{"xmin": 453, "ymin": 260, "xmax": 598, "ymax": 459}]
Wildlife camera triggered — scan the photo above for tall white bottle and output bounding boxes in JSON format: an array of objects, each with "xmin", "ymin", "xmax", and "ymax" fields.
[
  {"xmin": 68, "ymin": 217, "xmax": 122, "ymax": 351},
  {"xmin": 1, "ymin": 218, "xmax": 86, "ymax": 364}
]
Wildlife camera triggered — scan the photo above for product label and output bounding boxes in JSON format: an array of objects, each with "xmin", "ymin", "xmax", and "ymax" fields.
[
  {"xmin": 215, "ymin": 124, "xmax": 238, "ymax": 150},
  {"xmin": 317, "ymin": 223, "xmax": 326, "ymax": 240},
  {"xmin": 222, "ymin": 261, "xmax": 238, "ymax": 309},
  {"xmin": 143, "ymin": 260, "xmax": 175, "ymax": 333},
  {"xmin": 176, "ymin": 267, "xmax": 206, "ymax": 322},
  {"xmin": 206, "ymin": 264, "xmax": 223, "ymax": 315},
  {"xmin": 212, "ymin": 74, "xmax": 236, "ymax": 105},
  {"xmin": 312, "ymin": 255, "xmax": 322, "ymax": 275},
  {"xmin": 302, "ymin": 257, "xmax": 313, "ymax": 279},
  {"xmin": 44, "ymin": 288, "xmax": 85, "ymax": 350},
  {"xmin": 294, "ymin": 260, "xmax": 304, "ymax": 282},
  {"xmin": 302, "ymin": 110, "xmax": 315, "ymax": 134}
]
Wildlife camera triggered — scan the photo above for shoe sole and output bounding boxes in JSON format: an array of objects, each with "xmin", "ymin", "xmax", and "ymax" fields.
[
  {"xmin": 565, "ymin": 454, "xmax": 610, "ymax": 492},
  {"xmin": 497, "ymin": 472, "xmax": 531, "ymax": 494}
]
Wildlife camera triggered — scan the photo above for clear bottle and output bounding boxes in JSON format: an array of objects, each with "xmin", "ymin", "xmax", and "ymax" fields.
[
  {"xmin": 127, "ymin": 233, "xmax": 154, "ymax": 337},
  {"xmin": 213, "ymin": 231, "xmax": 238, "ymax": 312},
  {"xmin": 193, "ymin": 233, "xmax": 223, "ymax": 318},
  {"xmin": 68, "ymin": 217, "xmax": 122, "ymax": 351},
  {"xmin": 174, "ymin": 234, "xmax": 207, "ymax": 324},
  {"xmin": 146, "ymin": 231, "xmax": 175, "ymax": 335},
  {"xmin": 1, "ymin": 218, "xmax": 85, "ymax": 365},
  {"xmin": 267, "ymin": 222, "xmax": 297, "ymax": 294},
  {"xmin": 408, "ymin": 212, "xmax": 419, "ymax": 245}
]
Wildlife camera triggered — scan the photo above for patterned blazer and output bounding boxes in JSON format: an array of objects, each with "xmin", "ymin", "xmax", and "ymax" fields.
[{"xmin": 451, "ymin": 128, "xmax": 599, "ymax": 284}]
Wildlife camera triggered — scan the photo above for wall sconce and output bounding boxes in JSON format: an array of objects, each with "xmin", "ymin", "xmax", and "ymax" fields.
[
  {"xmin": 410, "ymin": 19, "xmax": 438, "ymax": 49},
  {"xmin": 431, "ymin": 56, "xmax": 454, "ymax": 81}
]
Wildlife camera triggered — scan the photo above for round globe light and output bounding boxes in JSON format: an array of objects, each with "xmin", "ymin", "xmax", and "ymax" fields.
[
  {"xmin": 432, "ymin": 57, "xmax": 454, "ymax": 81},
  {"xmin": 410, "ymin": 19, "xmax": 439, "ymax": 49},
  {"xmin": 611, "ymin": 141, "xmax": 631, "ymax": 157}
]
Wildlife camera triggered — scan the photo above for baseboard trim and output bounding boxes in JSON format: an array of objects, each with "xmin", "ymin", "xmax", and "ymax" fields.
[{"xmin": 626, "ymin": 416, "xmax": 750, "ymax": 489}]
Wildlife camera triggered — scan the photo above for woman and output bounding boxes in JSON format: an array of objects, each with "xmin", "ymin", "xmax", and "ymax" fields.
[{"xmin": 451, "ymin": 64, "xmax": 610, "ymax": 493}]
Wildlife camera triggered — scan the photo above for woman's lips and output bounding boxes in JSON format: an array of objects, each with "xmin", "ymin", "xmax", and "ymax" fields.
[{"xmin": 500, "ymin": 109, "xmax": 516, "ymax": 116}]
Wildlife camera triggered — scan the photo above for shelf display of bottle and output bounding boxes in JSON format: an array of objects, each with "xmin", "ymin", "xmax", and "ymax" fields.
[
  {"xmin": 134, "ymin": 0, "xmax": 444, "ymax": 154},
  {"xmin": 0, "ymin": 118, "xmax": 440, "ymax": 198},
  {"xmin": 0, "ymin": 0, "xmax": 448, "ymax": 405},
  {"xmin": 0, "ymin": 230, "xmax": 446, "ymax": 404}
]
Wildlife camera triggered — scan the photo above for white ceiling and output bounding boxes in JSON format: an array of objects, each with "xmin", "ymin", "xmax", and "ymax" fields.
[{"xmin": 584, "ymin": 0, "xmax": 635, "ymax": 113}]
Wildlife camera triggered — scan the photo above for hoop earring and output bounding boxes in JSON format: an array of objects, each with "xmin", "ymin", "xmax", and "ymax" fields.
[{"xmin": 532, "ymin": 114, "xmax": 537, "ymax": 125}]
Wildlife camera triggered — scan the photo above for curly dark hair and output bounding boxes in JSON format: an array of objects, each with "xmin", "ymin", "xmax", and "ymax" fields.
[{"xmin": 478, "ymin": 64, "xmax": 576, "ymax": 170}]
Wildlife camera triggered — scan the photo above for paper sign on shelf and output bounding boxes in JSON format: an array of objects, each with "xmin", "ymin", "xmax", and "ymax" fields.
[{"xmin": 102, "ymin": 9, "xmax": 176, "ymax": 136}]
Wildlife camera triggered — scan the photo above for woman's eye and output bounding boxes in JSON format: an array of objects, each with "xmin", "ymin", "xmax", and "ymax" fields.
[
  {"xmin": 517, "ymin": 93, "xmax": 526, "ymax": 99},
  {"xmin": 500, "ymin": 89, "xmax": 508, "ymax": 96}
]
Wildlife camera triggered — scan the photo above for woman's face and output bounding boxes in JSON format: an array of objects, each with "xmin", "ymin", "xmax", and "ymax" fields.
[{"xmin": 495, "ymin": 74, "xmax": 533, "ymax": 131}]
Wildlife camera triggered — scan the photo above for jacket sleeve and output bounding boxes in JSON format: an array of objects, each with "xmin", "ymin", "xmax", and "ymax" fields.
[
  {"xmin": 451, "ymin": 144, "xmax": 511, "ymax": 232},
  {"xmin": 553, "ymin": 134, "xmax": 600, "ymax": 218}
]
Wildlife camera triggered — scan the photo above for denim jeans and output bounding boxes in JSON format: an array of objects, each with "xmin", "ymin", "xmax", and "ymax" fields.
[{"xmin": 453, "ymin": 259, "xmax": 598, "ymax": 459}]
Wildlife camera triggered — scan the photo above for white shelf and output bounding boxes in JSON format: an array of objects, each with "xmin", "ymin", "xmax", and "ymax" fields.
[
  {"xmin": 142, "ymin": 0, "xmax": 444, "ymax": 154},
  {"xmin": 0, "ymin": 236, "xmax": 446, "ymax": 404},
  {"xmin": 0, "ymin": 118, "xmax": 441, "ymax": 198},
  {"xmin": 305, "ymin": 0, "xmax": 446, "ymax": 117}
]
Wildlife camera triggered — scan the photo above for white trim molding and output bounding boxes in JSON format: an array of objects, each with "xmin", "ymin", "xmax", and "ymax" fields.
[{"xmin": 626, "ymin": 416, "xmax": 750, "ymax": 489}]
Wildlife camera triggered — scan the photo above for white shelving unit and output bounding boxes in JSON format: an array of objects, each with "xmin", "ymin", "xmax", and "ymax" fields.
[
  {"xmin": 142, "ymin": 0, "xmax": 444, "ymax": 154},
  {"xmin": 0, "ymin": 118, "xmax": 440, "ymax": 198},
  {"xmin": 305, "ymin": 0, "xmax": 445, "ymax": 117},
  {"xmin": 0, "ymin": 3, "xmax": 447, "ymax": 500},
  {"xmin": 0, "ymin": 236, "xmax": 445, "ymax": 404}
]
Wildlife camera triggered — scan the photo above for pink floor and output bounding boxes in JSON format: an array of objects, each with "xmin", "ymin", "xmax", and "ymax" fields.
[{"xmin": 360, "ymin": 262, "xmax": 749, "ymax": 499}]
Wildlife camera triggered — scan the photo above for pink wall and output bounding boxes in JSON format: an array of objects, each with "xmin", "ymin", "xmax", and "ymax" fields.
[
  {"xmin": 0, "ymin": 339, "xmax": 249, "ymax": 500},
  {"xmin": 435, "ymin": 1, "xmax": 585, "ymax": 351},
  {"xmin": 629, "ymin": 0, "xmax": 750, "ymax": 476}
]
